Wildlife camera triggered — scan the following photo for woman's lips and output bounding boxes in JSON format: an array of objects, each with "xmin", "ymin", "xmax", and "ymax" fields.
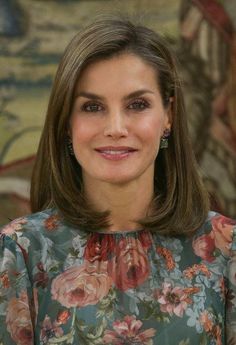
[{"xmin": 95, "ymin": 147, "xmax": 138, "ymax": 161}]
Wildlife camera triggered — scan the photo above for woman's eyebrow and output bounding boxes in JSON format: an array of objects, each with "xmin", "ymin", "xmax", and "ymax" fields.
[
  {"xmin": 124, "ymin": 89, "xmax": 155, "ymax": 100},
  {"xmin": 75, "ymin": 89, "xmax": 155, "ymax": 101},
  {"xmin": 75, "ymin": 91, "xmax": 104, "ymax": 100}
]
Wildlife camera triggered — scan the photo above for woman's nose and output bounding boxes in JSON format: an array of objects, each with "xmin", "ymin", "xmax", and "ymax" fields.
[{"xmin": 103, "ymin": 111, "xmax": 128, "ymax": 138}]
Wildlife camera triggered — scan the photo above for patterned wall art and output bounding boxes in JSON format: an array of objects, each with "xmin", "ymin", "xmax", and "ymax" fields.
[
  {"xmin": 0, "ymin": 0, "xmax": 235, "ymax": 225},
  {"xmin": 179, "ymin": 0, "xmax": 236, "ymax": 217}
]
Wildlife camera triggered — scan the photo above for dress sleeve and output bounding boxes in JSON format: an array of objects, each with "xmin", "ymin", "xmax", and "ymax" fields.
[
  {"xmin": 226, "ymin": 224, "xmax": 236, "ymax": 345},
  {"xmin": 0, "ymin": 233, "xmax": 35, "ymax": 345}
]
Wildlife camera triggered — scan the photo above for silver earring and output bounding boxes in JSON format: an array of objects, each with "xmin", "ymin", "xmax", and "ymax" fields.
[
  {"xmin": 67, "ymin": 138, "xmax": 74, "ymax": 156},
  {"xmin": 160, "ymin": 129, "xmax": 171, "ymax": 149}
]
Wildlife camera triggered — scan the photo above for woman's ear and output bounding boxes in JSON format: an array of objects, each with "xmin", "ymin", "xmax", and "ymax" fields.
[
  {"xmin": 166, "ymin": 97, "xmax": 174, "ymax": 130},
  {"xmin": 165, "ymin": 97, "xmax": 174, "ymax": 130}
]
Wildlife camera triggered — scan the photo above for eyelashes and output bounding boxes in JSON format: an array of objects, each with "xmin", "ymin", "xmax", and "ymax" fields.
[
  {"xmin": 81, "ymin": 99, "xmax": 150, "ymax": 113},
  {"xmin": 129, "ymin": 99, "xmax": 150, "ymax": 111},
  {"xmin": 82, "ymin": 103, "xmax": 102, "ymax": 112}
]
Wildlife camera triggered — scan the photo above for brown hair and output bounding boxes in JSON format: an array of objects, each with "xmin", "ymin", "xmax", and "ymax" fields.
[{"xmin": 30, "ymin": 14, "xmax": 209, "ymax": 235}]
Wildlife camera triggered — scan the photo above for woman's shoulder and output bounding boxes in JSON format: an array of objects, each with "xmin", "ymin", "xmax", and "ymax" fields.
[
  {"xmin": 204, "ymin": 210, "xmax": 236, "ymax": 234},
  {"xmin": 193, "ymin": 210, "xmax": 236, "ymax": 260},
  {"xmin": 0, "ymin": 208, "xmax": 65, "ymax": 243}
]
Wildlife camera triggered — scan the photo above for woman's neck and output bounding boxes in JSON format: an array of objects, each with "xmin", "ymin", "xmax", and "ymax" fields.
[{"xmin": 82, "ymin": 176, "xmax": 154, "ymax": 232}]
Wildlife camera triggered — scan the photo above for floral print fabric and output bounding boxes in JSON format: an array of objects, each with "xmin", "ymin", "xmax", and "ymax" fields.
[{"xmin": 0, "ymin": 208, "xmax": 236, "ymax": 345}]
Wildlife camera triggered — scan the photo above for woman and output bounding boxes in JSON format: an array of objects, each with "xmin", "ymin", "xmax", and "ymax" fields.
[{"xmin": 0, "ymin": 16, "xmax": 236, "ymax": 345}]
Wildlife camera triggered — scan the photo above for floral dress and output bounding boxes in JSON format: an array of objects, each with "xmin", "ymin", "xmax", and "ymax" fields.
[{"xmin": 0, "ymin": 208, "xmax": 236, "ymax": 345}]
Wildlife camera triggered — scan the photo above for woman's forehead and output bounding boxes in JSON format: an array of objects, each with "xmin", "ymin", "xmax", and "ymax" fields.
[{"xmin": 75, "ymin": 53, "xmax": 160, "ymax": 96}]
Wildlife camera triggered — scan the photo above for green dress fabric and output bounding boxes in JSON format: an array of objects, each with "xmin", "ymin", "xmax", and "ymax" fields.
[{"xmin": 0, "ymin": 208, "xmax": 236, "ymax": 345}]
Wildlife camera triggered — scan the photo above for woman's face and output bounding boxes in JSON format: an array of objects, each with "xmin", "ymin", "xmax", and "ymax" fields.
[{"xmin": 69, "ymin": 53, "xmax": 171, "ymax": 186}]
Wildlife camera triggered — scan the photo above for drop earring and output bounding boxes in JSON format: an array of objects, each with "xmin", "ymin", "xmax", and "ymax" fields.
[{"xmin": 160, "ymin": 129, "xmax": 171, "ymax": 149}]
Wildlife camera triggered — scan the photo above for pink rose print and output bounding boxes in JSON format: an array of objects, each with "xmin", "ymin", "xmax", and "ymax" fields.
[
  {"xmin": 1, "ymin": 217, "xmax": 27, "ymax": 235},
  {"xmin": 210, "ymin": 215, "xmax": 236, "ymax": 256},
  {"xmin": 6, "ymin": 291, "xmax": 34, "ymax": 345},
  {"xmin": 40, "ymin": 315, "xmax": 63, "ymax": 344},
  {"xmin": 154, "ymin": 282, "xmax": 191, "ymax": 317},
  {"xmin": 192, "ymin": 234, "xmax": 216, "ymax": 262},
  {"xmin": 51, "ymin": 261, "xmax": 112, "ymax": 308},
  {"xmin": 103, "ymin": 315, "xmax": 156, "ymax": 345},
  {"xmin": 84, "ymin": 233, "xmax": 115, "ymax": 262},
  {"xmin": 108, "ymin": 237, "xmax": 150, "ymax": 291}
]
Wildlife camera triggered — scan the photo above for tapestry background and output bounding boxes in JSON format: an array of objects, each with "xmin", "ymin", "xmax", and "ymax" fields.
[{"xmin": 0, "ymin": 0, "xmax": 235, "ymax": 226}]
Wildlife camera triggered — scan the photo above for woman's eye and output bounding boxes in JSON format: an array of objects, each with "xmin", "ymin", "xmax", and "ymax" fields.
[
  {"xmin": 82, "ymin": 103, "xmax": 102, "ymax": 112},
  {"xmin": 128, "ymin": 100, "xmax": 149, "ymax": 111}
]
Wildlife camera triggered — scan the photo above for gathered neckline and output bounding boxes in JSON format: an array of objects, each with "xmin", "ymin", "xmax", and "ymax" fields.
[{"xmin": 96, "ymin": 227, "xmax": 146, "ymax": 235}]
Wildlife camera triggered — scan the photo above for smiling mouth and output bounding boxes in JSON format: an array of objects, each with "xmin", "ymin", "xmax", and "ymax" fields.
[
  {"xmin": 95, "ymin": 146, "xmax": 137, "ymax": 153},
  {"xmin": 96, "ymin": 149, "xmax": 135, "ymax": 154},
  {"xmin": 94, "ymin": 148, "xmax": 138, "ymax": 160}
]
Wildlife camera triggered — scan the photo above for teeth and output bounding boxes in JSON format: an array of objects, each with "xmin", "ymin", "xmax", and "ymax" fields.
[{"xmin": 101, "ymin": 150, "xmax": 129, "ymax": 155}]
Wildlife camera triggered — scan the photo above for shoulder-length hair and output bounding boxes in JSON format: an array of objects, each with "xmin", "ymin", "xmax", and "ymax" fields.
[{"xmin": 30, "ymin": 15, "xmax": 209, "ymax": 235}]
